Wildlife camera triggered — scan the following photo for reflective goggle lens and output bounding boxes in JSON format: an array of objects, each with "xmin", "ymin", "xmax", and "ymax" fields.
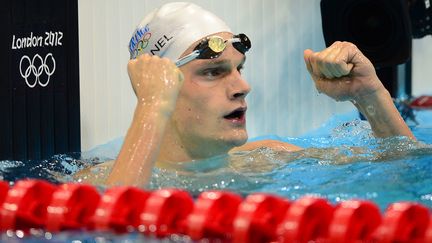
[
  {"xmin": 232, "ymin": 33, "xmax": 251, "ymax": 54},
  {"xmin": 208, "ymin": 37, "xmax": 226, "ymax": 53}
]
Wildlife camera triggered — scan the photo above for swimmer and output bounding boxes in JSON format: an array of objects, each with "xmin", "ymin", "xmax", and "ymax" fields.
[{"xmin": 77, "ymin": 2, "xmax": 415, "ymax": 187}]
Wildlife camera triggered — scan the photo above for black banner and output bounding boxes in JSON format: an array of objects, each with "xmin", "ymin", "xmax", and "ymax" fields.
[{"xmin": 0, "ymin": 0, "xmax": 80, "ymax": 160}]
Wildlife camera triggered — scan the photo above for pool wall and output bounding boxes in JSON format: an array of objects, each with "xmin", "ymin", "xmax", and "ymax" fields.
[{"xmin": 78, "ymin": 0, "xmax": 432, "ymax": 151}]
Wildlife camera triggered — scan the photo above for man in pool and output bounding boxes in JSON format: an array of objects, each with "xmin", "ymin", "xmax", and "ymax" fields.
[{"xmin": 83, "ymin": 2, "xmax": 415, "ymax": 187}]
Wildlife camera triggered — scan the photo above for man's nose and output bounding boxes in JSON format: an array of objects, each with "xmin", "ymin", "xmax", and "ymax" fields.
[{"xmin": 227, "ymin": 70, "xmax": 251, "ymax": 100}]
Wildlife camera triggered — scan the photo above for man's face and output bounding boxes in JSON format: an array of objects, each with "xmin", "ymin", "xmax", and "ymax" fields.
[{"xmin": 170, "ymin": 32, "xmax": 251, "ymax": 156}]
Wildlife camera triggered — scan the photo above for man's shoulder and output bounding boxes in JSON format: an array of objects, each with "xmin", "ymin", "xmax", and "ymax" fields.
[{"xmin": 230, "ymin": 139, "xmax": 302, "ymax": 153}]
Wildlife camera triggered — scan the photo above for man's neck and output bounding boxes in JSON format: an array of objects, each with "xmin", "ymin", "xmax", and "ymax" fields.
[{"xmin": 157, "ymin": 127, "xmax": 232, "ymax": 163}]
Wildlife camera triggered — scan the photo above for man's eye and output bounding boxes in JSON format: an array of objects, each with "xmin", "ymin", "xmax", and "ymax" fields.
[{"xmin": 202, "ymin": 68, "xmax": 225, "ymax": 79}]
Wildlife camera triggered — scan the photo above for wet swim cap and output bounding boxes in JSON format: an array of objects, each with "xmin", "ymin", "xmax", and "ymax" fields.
[{"xmin": 129, "ymin": 2, "xmax": 232, "ymax": 60}]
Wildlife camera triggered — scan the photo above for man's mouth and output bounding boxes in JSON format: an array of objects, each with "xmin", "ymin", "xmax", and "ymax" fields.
[{"xmin": 224, "ymin": 107, "xmax": 247, "ymax": 123}]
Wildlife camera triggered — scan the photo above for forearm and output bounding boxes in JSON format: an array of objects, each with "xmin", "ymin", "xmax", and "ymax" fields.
[
  {"xmin": 353, "ymin": 88, "xmax": 415, "ymax": 139},
  {"xmin": 105, "ymin": 103, "xmax": 170, "ymax": 187}
]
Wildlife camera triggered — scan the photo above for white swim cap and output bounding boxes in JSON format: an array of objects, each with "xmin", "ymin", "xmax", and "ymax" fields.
[{"xmin": 129, "ymin": 2, "xmax": 232, "ymax": 60}]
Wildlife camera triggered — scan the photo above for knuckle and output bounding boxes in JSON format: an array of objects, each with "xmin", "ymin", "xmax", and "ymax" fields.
[
  {"xmin": 344, "ymin": 41, "xmax": 358, "ymax": 49},
  {"xmin": 136, "ymin": 53, "xmax": 148, "ymax": 60},
  {"xmin": 161, "ymin": 57, "xmax": 170, "ymax": 63},
  {"xmin": 315, "ymin": 54, "xmax": 326, "ymax": 65},
  {"xmin": 332, "ymin": 41, "xmax": 342, "ymax": 46},
  {"xmin": 161, "ymin": 57, "xmax": 174, "ymax": 66},
  {"xmin": 144, "ymin": 54, "xmax": 152, "ymax": 61},
  {"xmin": 335, "ymin": 59, "xmax": 345, "ymax": 67},
  {"xmin": 150, "ymin": 55, "xmax": 160, "ymax": 61},
  {"xmin": 127, "ymin": 59, "xmax": 136, "ymax": 68},
  {"xmin": 311, "ymin": 52, "xmax": 322, "ymax": 63}
]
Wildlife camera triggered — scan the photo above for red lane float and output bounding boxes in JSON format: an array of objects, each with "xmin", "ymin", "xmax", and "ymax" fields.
[
  {"xmin": 277, "ymin": 196, "xmax": 334, "ymax": 243},
  {"xmin": 410, "ymin": 95, "xmax": 432, "ymax": 109},
  {"xmin": 139, "ymin": 188, "xmax": 194, "ymax": 237},
  {"xmin": 233, "ymin": 193, "xmax": 290, "ymax": 243},
  {"xmin": 187, "ymin": 190, "xmax": 242, "ymax": 241},
  {"xmin": 0, "ymin": 179, "xmax": 430, "ymax": 243},
  {"xmin": 0, "ymin": 179, "xmax": 57, "ymax": 231},
  {"xmin": 373, "ymin": 202, "xmax": 430, "ymax": 243},
  {"xmin": 91, "ymin": 186, "xmax": 150, "ymax": 232},
  {"xmin": 45, "ymin": 183, "xmax": 100, "ymax": 232},
  {"xmin": 328, "ymin": 200, "xmax": 382, "ymax": 243},
  {"xmin": 0, "ymin": 181, "xmax": 9, "ymax": 205},
  {"xmin": 425, "ymin": 219, "xmax": 432, "ymax": 243}
]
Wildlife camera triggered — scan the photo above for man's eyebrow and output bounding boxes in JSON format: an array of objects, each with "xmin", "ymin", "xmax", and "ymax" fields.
[
  {"xmin": 203, "ymin": 57, "xmax": 247, "ymax": 67},
  {"xmin": 204, "ymin": 59, "xmax": 231, "ymax": 67}
]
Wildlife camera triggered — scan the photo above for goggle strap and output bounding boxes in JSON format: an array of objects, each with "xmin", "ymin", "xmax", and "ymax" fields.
[
  {"xmin": 229, "ymin": 37, "xmax": 241, "ymax": 44},
  {"xmin": 175, "ymin": 50, "xmax": 200, "ymax": 67}
]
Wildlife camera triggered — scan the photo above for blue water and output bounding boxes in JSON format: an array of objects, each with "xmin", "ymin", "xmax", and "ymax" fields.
[
  {"xmin": 1, "ymin": 109, "xmax": 431, "ymax": 242},
  {"xmin": 143, "ymin": 110, "xmax": 432, "ymax": 210},
  {"xmin": 1, "ymin": 110, "xmax": 432, "ymax": 209}
]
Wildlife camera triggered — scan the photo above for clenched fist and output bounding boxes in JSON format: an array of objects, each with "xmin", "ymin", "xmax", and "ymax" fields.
[
  {"xmin": 304, "ymin": 41, "xmax": 385, "ymax": 102},
  {"xmin": 127, "ymin": 54, "xmax": 184, "ymax": 115}
]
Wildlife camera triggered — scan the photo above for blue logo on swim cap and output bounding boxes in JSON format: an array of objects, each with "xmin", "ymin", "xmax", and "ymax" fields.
[{"xmin": 129, "ymin": 25, "xmax": 151, "ymax": 59}]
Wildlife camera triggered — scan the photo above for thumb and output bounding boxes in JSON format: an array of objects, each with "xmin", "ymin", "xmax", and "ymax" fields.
[
  {"xmin": 177, "ymin": 68, "xmax": 184, "ymax": 83},
  {"xmin": 303, "ymin": 49, "xmax": 314, "ymax": 74}
]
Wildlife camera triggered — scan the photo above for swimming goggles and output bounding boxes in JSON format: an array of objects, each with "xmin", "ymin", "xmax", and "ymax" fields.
[{"xmin": 175, "ymin": 33, "xmax": 251, "ymax": 67}]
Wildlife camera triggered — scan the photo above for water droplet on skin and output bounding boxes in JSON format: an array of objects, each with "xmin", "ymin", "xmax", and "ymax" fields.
[
  {"xmin": 366, "ymin": 105, "xmax": 376, "ymax": 116},
  {"xmin": 90, "ymin": 167, "xmax": 100, "ymax": 173}
]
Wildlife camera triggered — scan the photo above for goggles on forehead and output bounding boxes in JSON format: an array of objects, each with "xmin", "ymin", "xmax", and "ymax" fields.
[{"xmin": 175, "ymin": 33, "xmax": 251, "ymax": 67}]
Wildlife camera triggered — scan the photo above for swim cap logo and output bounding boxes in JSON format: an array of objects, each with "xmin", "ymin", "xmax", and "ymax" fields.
[
  {"xmin": 149, "ymin": 34, "xmax": 173, "ymax": 55},
  {"xmin": 129, "ymin": 25, "xmax": 152, "ymax": 59},
  {"xmin": 129, "ymin": 24, "xmax": 174, "ymax": 59}
]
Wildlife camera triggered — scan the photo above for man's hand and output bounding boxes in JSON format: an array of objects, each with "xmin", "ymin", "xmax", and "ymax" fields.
[
  {"xmin": 128, "ymin": 54, "xmax": 184, "ymax": 115},
  {"xmin": 304, "ymin": 41, "xmax": 385, "ymax": 103},
  {"xmin": 104, "ymin": 55, "xmax": 184, "ymax": 187},
  {"xmin": 304, "ymin": 41, "xmax": 414, "ymax": 139}
]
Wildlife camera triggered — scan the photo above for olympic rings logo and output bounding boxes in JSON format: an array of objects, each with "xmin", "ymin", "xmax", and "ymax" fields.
[
  {"xmin": 133, "ymin": 32, "xmax": 152, "ymax": 58},
  {"xmin": 19, "ymin": 53, "xmax": 56, "ymax": 88}
]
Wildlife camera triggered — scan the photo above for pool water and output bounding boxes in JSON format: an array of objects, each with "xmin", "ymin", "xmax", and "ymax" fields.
[
  {"xmin": 145, "ymin": 110, "xmax": 432, "ymax": 211},
  {"xmin": 0, "ymin": 109, "xmax": 431, "ymax": 241},
  {"xmin": 1, "ymin": 109, "xmax": 432, "ymax": 210}
]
